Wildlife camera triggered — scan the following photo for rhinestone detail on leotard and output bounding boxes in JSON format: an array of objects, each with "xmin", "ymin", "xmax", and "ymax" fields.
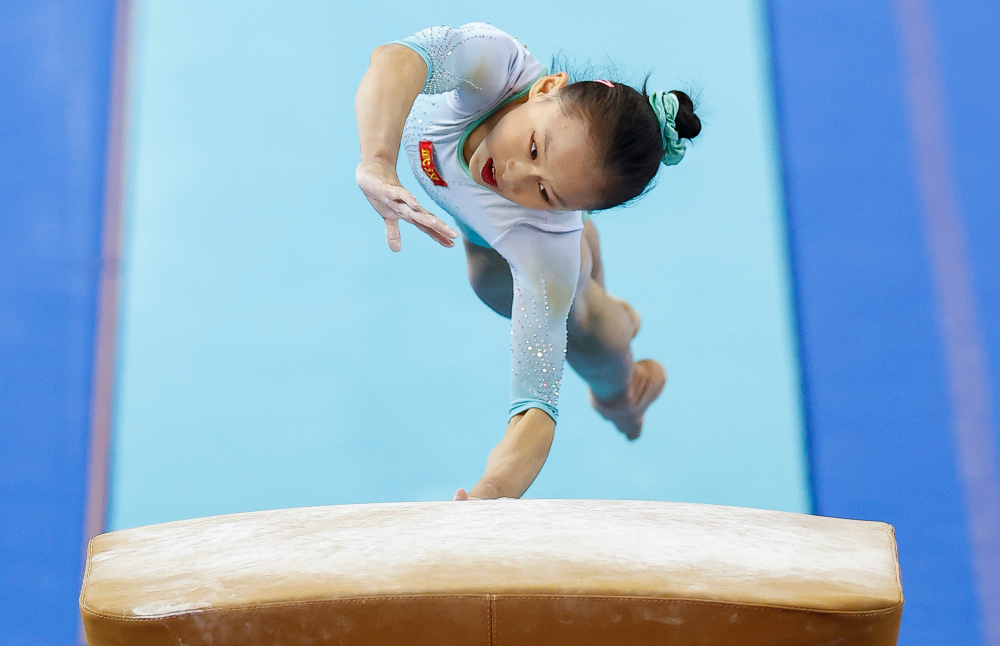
[
  {"xmin": 511, "ymin": 272, "xmax": 564, "ymax": 409},
  {"xmin": 408, "ymin": 25, "xmax": 489, "ymax": 95}
]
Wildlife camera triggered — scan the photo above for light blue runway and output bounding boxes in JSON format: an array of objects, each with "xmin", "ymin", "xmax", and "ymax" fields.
[{"xmin": 108, "ymin": 0, "xmax": 808, "ymax": 529}]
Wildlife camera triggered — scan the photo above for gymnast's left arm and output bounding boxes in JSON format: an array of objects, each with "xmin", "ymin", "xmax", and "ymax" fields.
[{"xmin": 460, "ymin": 226, "xmax": 583, "ymax": 500}]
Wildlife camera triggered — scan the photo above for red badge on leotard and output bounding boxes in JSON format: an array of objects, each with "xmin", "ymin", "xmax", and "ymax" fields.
[{"xmin": 418, "ymin": 141, "xmax": 448, "ymax": 187}]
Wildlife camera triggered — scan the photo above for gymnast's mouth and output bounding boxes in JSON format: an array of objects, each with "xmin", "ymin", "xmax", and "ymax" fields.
[{"xmin": 482, "ymin": 158, "xmax": 498, "ymax": 187}]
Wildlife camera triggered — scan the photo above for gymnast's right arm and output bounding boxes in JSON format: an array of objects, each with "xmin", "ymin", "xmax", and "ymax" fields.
[
  {"xmin": 462, "ymin": 227, "xmax": 583, "ymax": 500},
  {"xmin": 355, "ymin": 44, "xmax": 457, "ymax": 252}
]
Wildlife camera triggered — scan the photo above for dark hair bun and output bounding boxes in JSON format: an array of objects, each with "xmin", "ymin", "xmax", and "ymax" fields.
[{"xmin": 669, "ymin": 90, "xmax": 701, "ymax": 139}]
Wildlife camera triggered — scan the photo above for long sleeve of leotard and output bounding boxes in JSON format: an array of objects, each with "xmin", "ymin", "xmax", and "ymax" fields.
[
  {"xmin": 394, "ymin": 23, "xmax": 580, "ymax": 422},
  {"xmin": 393, "ymin": 24, "xmax": 541, "ymax": 111},
  {"xmin": 492, "ymin": 225, "xmax": 582, "ymax": 422}
]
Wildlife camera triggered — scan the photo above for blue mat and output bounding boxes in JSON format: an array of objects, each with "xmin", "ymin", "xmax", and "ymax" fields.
[
  {"xmin": 0, "ymin": 2, "xmax": 116, "ymax": 643},
  {"xmin": 768, "ymin": 0, "xmax": 999, "ymax": 642}
]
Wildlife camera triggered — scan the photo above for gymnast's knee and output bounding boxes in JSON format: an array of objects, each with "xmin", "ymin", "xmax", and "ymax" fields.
[{"xmin": 567, "ymin": 294, "xmax": 600, "ymax": 343}]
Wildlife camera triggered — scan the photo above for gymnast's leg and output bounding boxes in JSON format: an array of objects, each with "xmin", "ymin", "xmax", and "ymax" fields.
[
  {"xmin": 565, "ymin": 221, "xmax": 636, "ymax": 402},
  {"xmin": 463, "ymin": 221, "xmax": 664, "ymax": 438}
]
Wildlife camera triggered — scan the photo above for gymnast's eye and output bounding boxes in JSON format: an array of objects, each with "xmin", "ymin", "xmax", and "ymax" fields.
[
  {"xmin": 539, "ymin": 183, "xmax": 549, "ymax": 203},
  {"xmin": 530, "ymin": 136, "xmax": 537, "ymax": 160}
]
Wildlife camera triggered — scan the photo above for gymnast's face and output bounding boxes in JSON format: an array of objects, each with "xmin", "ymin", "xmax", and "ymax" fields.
[{"xmin": 468, "ymin": 73, "xmax": 604, "ymax": 211}]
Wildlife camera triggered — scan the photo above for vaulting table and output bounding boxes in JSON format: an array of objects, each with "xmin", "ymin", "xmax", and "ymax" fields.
[{"xmin": 80, "ymin": 499, "xmax": 903, "ymax": 645}]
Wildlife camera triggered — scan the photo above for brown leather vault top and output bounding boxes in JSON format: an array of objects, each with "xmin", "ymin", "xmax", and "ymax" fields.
[{"xmin": 80, "ymin": 499, "xmax": 902, "ymax": 645}]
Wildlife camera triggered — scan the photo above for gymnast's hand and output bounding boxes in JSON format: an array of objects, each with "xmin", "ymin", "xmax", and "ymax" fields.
[{"xmin": 356, "ymin": 161, "xmax": 458, "ymax": 252}]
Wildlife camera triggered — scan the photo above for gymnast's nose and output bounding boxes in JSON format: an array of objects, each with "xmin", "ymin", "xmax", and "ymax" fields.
[{"xmin": 503, "ymin": 158, "xmax": 535, "ymax": 190}]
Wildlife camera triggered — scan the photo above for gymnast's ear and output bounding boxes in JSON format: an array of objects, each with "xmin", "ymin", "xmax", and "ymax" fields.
[{"xmin": 529, "ymin": 72, "xmax": 569, "ymax": 100}]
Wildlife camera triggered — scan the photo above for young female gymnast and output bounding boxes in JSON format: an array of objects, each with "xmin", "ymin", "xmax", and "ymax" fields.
[{"xmin": 355, "ymin": 23, "xmax": 701, "ymax": 500}]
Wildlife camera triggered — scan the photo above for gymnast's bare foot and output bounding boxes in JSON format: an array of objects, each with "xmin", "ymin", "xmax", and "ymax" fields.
[
  {"xmin": 453, "ymin": 488, "xmax": 469, "ymax": 501},
  {"xmin": 590, "ymin": 359, "xmax": 667, "ymax": 440}
]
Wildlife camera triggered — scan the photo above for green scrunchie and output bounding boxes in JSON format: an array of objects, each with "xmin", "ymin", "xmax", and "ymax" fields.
[{"xmin": 648, "ymin": 91, "xmax": 687, "ymax": 166}]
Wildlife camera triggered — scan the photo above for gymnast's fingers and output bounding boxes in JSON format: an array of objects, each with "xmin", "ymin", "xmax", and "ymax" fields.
[
  {"xmin": 391, "ymin": 199, "xmax": 452, "ymax": 238},
  {"xmin": 394, "ymin": 187, "xmax": 425, "ymax": 212},
  {"xmin": 400, "ymin": 202, "xmax": 458, "ymax": 241},
  {"xmin": 413, "ymin": 219, "xmax": 456, "ymax": 248},
  {"xmin": 384, "ymin": 219, "xmax": 402, "ymax": 253},
  {"xmin": 385, "ymin": 188, "xmax": 456, "ymax": 237}
]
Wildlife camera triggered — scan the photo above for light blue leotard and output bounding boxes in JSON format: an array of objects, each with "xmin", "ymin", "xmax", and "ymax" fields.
[{"xmin": 394, "ymin": 23, "xmax": 585, "ymax": 422}]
